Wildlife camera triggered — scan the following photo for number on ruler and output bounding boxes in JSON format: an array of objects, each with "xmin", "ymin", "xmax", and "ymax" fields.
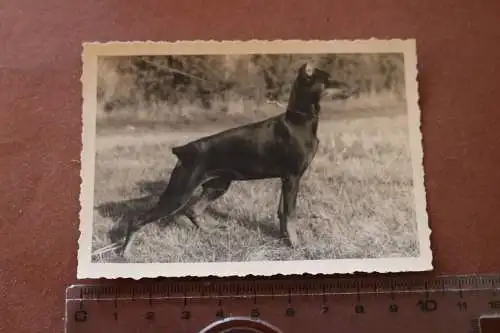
[
  {"xmin": 456, "ymin": 301, "xmax": 467, "ymax": 312},
  {"xmin": 417, "ymin": 299, "xmax": 438, "ymax": 312},
  {"xmin": 488, "ymin": 300, "xmax": 500, "ymax": 309},
  {"xmin": 354, "ymin": 304, "xmax": 365, "ymax": 314},
  {"xmin": 389, "ymin": 304, "xmax": 399, "ymax": 313},
  {"xmin": 145, "ymin": 311, "xmax": 155, "ymax": 320},
  {"xmin": 286, "ymin": 306, "xmax": 295, "ymax": 317},
  {"xmin": 74, "ymin": 310, "xmax": 88, "ymax": 322},
  {"xmin": 250, "ymin": 308, "xmax": 260, "ymax": 318},
  {"xmin": 181, "ymin": 310, "xmax": 191, "ymax": 320},
  {"xmin": 215, "ymin": 309, "xmax": 225, "ymax": 319}
]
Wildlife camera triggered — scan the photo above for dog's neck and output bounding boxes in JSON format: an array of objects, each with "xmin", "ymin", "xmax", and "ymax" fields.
[
  {"xmin": 285, "ymin": 104, "xmax": 319, "ymax": 121},
  {"xmin": 285, "ymin": 91, "xmax": 320, "ymax": 126},
  {"xmin": 284, "ymin": 103, "xmax": 320, "ymax": 138},
  {"xmin": 285, "ymin": 77, "xmax": 321, "ymax": 121}
]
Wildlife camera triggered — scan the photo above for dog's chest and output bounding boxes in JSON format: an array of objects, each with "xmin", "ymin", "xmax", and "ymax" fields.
[
  {"xmin": 279, "ymin": 121, "xmax": 319, "ymax": 169},
  {"xmin": 288, "ymin": 120, "xmax": 318, "ymax": 143}
]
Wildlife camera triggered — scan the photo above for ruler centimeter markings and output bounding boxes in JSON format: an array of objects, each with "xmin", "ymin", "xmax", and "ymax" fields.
[{"xmin": 66, "ymin": 275, "xmax": 500, "ymax": 333}]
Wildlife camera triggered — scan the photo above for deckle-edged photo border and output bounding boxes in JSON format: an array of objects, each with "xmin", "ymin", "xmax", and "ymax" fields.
[{"xmin": 77, "ymin": 39, "xmax": 432, "ymax": 279}]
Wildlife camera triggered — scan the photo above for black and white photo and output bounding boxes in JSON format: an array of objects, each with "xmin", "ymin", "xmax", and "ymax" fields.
[{"xmin": 78, "ymin": 40, "xmax": 432, "ymax": 278}]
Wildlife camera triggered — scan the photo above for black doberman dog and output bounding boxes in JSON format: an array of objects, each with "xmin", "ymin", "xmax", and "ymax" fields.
[{"xmin": 115, "ymin": 62, "xmax": 352, "ymax": 256}]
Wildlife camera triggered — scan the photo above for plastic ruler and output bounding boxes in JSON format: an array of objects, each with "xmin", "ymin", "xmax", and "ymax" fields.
[{"xmin": 65, "ymin": 274, "xmax": 500, "ymax": 332}]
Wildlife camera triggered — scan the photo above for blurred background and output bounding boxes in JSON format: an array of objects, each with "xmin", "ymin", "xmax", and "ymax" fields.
[{"xmin": 96, "ymin": 53, "xmax": 406, "ymax": 129}]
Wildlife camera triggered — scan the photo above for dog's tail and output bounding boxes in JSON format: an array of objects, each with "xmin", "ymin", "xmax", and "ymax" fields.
[{"xmin": 171, "ymin": 142, "xmax": 204, "ymax": 164}]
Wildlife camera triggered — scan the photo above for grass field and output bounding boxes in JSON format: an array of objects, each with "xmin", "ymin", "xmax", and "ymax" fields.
[{"xmin": 90, "ymin": 102, "xmax": 419, "ymax": 264}]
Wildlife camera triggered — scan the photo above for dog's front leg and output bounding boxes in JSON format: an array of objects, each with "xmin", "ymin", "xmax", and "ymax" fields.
[
  {"xmin": 279, "ymin": 175, "xmax": 301, "ymax": 247},
  {"xmin": 277, "ymin": 191, "xmax": 284, "ymax": 222}
]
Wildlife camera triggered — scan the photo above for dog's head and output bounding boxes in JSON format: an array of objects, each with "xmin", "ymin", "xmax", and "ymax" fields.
[
  {"xmin": 296, "ymin": 62, "xmax": 356, "ymax": 101},
  {"xmin": 286, "ymin": 61, "xmax": 358, "ymax": 117}
]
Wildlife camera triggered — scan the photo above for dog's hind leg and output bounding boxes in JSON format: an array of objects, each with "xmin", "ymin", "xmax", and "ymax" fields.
[
  {"xmin": 183, "ymin": 177, "xmax": 231, "ymax": 228},
  {"xmin": 119, "ymin": 161, "xmax": 207, "ymax": 256},
  {"xmin": 279, "ymin": 174, "xmax": 301, "ymax": 247},
  {"xmin": 119, "ymin": 204, "xmax": 173, "ymax": 257}
]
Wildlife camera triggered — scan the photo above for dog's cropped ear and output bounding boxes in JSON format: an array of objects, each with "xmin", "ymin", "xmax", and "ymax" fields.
[
  {"xmin": 299, "ymin": 61, "xmax": 316, "ymax": 78},
  {"xmin": 304, "ymin": 62, "xmax": 315, "ymax": 77},
  {"xmin": 304, "ymin": 61, "xmax": 316, "ymax": 77}
]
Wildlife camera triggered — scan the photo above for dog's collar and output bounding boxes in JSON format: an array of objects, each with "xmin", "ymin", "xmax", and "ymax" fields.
[{"xmin": 286, "ymin": 107, "xmax": 319, "ymax": 119}]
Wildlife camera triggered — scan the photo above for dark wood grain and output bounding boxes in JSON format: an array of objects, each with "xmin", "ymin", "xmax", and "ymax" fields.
[{"xmin": 0, "ymin": 1, "xmax": 499, "ymax": 332}]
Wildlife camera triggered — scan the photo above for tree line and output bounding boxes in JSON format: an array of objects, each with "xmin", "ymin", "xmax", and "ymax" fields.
[{"xmin": 97, "ymin": 53, "xmax": 405, "ymax": 113}]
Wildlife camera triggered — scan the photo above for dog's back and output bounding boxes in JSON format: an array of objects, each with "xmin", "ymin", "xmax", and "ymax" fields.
[{"xmin": 171, "ymin": 113, "xmax": 292, "ymax": 180}]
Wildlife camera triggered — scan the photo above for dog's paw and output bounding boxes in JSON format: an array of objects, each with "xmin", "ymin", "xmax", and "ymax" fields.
[
  {"xmin": 281, "ymin": 232, "xmax": 300, "ymax": 248},
  {"xmin": 175, "ymin": 215, "xmax": 198, "ymax": 229},
  {"xmin": 113, "ymin": 248, "xmax": 129, "ymax": 262},
  {"xmin": 117, "ymin": 241, "xmax": 135, "ymax": 260},
  {"xmin": 284, "ymin": 239, "xmax": 300, "ymax": 248},
  {"xmin": 202, "ymin": 215, "xmax": 221, "ymax": 228},
  {"xmin": 108, "ymin": 227, "xmax": 123, "ymax": 245}
]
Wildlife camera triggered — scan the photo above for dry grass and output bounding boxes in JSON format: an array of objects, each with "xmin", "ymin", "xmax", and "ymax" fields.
[{"xmin": 90, "ymin": 101, "xmax": 419, "ymax": 264}]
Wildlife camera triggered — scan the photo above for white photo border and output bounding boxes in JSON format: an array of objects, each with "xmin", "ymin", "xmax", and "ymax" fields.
[{"xmin": 77, "ymin": 39, "xmax": 432, "ymax": 279}]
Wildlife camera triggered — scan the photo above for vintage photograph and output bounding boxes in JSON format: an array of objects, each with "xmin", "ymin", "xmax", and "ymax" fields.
[{"xmin": 78, "ymin": 40, "xmax": 432, "ymax": 279}]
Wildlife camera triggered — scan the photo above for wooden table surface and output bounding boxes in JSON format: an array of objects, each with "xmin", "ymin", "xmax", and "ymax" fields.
[{"xmin": 0, "ymin": 1, "xmax": 499, "ymax": 332}]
